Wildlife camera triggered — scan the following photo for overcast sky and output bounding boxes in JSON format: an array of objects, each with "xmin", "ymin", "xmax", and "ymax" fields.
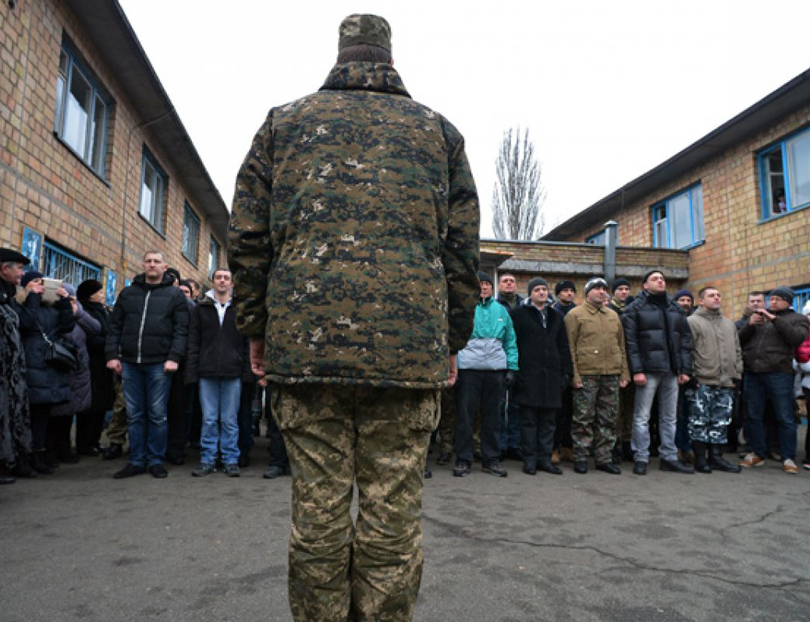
[{"xmin": 118, "ymin": 0, "xmax": 810, "ymax": 238}]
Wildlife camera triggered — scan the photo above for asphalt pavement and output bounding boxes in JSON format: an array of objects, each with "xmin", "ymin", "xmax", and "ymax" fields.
[{"xmin": 2, "ymin": 434, "xmax": 809, "ymax": 622}]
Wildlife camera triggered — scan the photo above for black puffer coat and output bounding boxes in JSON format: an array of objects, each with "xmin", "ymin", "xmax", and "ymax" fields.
[
  {"xmin": 52, "ymin": 305, "xmax": 98, "ymax": 416},
  {"xmin": 17, "ymin": 293, "xmax": 75, "ymax": 405},
  {"xmin": 105, "ymin": 272, "xmax": 189, "ymax": 364},
  {"xmin": 80, "ymin": 300, "xmax": 115, "ymax": 412},
  {"xmin": 185, "ymin": 293, "xmax": 253, "ymax": 384},
  {"xmin": 622, "ymin": 290, "xmax": 692, "ymax": 376},
  {"xmin": 510, "ymin": 304, "xmax": 572, "ymax": 409}
]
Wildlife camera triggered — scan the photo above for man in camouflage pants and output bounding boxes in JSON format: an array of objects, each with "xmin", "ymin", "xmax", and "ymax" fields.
[
  {"xmin": 564, "ymin": 278, "xmax": 630, "ymax": 475},
  {"xmin": 228, "ymin": 14, "xmax": 479, "ymax": 622}
]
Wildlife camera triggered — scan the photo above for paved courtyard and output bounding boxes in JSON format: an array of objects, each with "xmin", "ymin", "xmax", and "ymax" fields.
[{"xmin": 2, "ymin": 434, "xmax": 809, "ymax": 622}]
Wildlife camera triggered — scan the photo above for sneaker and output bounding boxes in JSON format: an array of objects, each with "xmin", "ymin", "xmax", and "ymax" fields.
[
  {"xmin": 783, "ymin": 459, "xmax": 799, "ymax": 474},
  {"xmin": 148, "ymin": 464, "xmax": 168, "ymax": 479},
  {"xmin": 802, "ymin": 460, "xmax": 810, "ymax": 471},
  {"xmin": 436, "ymin": 452, "xmax": 452, "ymax": 466},
  {"xmin": 192, "ymin": 463, "xmax": 216, "ymax": 477},
  {"xmin": 482, "ymin": 462, "xmax": 508, "ymax": 477},
  {"xmin": 113, "ymin": 463, "xmax": 146, "ymax": 479},
  {"xmin": 453, "ymin": 462, "xmax": 470, "ymax": 477},
  {"xmin": 739, "ymin": 452, "xmax": 765, "ymax": 468}
]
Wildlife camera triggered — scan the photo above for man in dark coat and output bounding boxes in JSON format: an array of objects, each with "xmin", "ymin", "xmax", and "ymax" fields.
[
  {"xmin": 552, "ymin": 279, "xmax": 577, "ymax": 465},
  {"xmin": 0, "ymin": 249, "xmax": 35, "ymax": 483},
  {"xmin": 622, "ymin": 270, "xmax": 693, "ymax": 475},
  {"xmin": 105, "ymin": 251, "xmax": 189, "ymax": 479},
  {"xmin": 510, "ymin": 277, "xmax": 571, "ymax": 475}
]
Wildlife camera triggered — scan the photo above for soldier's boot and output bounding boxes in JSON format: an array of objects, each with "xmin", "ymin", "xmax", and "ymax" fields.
[
  {"xmin": 692, "ymin": 441, "xmax": 712, "ymax": 474},
  {"xmin": 709, "ymin": 444, "xmax": 741, "ymax": 473}
]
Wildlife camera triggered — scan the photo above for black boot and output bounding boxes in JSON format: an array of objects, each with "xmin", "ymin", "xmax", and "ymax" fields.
[
  {"xmin": 709, "ymin": 444, "xmax": 742, "ymax": 473},
  {"xmin": 12, "ymin": 455, "xmax": 38, "ymax": 478},
  {"xmin": 692, "ymin": 441, "xmax": 712, "ymax": 473},
  {"xmin": 30, "ymin": 452, "xmax": 55, "ymax": 475}
]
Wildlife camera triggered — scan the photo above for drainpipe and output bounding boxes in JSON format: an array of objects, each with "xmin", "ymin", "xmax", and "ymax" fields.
[{"xmin": 603, "ymin": 220, "xmax": 618, "ymax": 284}]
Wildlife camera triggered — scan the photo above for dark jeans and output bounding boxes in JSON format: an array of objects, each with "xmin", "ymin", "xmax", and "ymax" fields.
[
  {"xmin": 30, "ymin": 403, "xmax": 52, "ymax": 452},
  {"xmin": 166, "ymin": 371, "xmax": 190, "ymax": 461},
  {"xmin": 238, "ymin": 382, "xmax": 257, "ymax": 458},
  {"xmin": 265, "ymin": 384, "xmax": 289, "ymax": 469},
  {"xmin": 454, "ymin": 369, "xmax": 504, "ymax": 467},
  {"xmin": 46, "ymin": 416, "xmax": 73, "ymax": 456},
  {"xmin": 744, "ymin": 372, "xmax": 796, "ymax": 461},
  {"xmin": 675, "ymin": 385, "xmax": 692, "ymax": 452},
  {"xmin": 519, "ymin": 405, "xmax": 556, "ymax": 469},
  {"xmin": 184, "ymin": 382, "xmax": 202, "ymax": 447},
  {"xmin": 76, "ymin": 408, "xmax": 106, "ymax": 452},
  {"xmin": 554, "ymin": 387, "xmax": 573, "ymax": 449},
  {"xmin": 499, "ymin": 387, "xmax": 521, "ymax": 451}
]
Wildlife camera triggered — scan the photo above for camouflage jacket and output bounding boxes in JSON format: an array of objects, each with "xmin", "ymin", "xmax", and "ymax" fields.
[{"xmin": 228, "ymin": 62, "xmax": 480, "ymax": 388}]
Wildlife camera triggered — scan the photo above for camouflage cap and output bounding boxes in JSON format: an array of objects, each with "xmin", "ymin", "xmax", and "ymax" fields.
[{"xmin": 338, "ymin": 14, "xmax": 392, "ymax": 52}]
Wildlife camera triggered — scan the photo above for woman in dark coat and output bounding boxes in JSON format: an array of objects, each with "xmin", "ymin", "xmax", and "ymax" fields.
[
  {"xmin": 510, "ymin": 277, "xmax": 573, "ymax": 475},
  {"xmin": 50, "ymin": 284, "xmax": 98, "ymax": 462},
  {"xmin": 17, "ymin": 271, "xmax": 75, "ymax": 473},
  {"xmin": 76, "ymin": 280, "xmax": 115, "ymax": 455}
]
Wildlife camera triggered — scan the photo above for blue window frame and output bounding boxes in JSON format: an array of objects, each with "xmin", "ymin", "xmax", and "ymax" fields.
[
  {"xmin": 208, "ymin": 236, "xmax": 221, "ymax": 279},
  {"xmin": 758, "ymin": 126, "xmax": 810, "ymax": 219},
  {"xmin": 139, "ymin": 148, "xmax": 167, "ymax": 234},
  {"xmin": 41, "ymin": 241, "xmax": 102, "ymax": 285},
  {"xmin": 792, "ymin": 286, "xmax": 810, "ymax": 314},
  {"xmin": 54, "ymin": 42, "xmax": 110, "ymax": 177},
  {"xmin": 182, "ymin": 203, "xmax": 200, "ymax": 264},
  {"xmin": 652, "ymin": 184, "xmax": 704, "ymax": 249}
]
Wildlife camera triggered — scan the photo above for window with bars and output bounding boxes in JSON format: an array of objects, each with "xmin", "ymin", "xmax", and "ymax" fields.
[{"xmin": 41, "ymin": 241, "xmax": 102, "ymax": 285}]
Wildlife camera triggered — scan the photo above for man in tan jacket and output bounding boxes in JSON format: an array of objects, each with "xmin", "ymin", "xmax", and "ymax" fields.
[
  {"xmin": 565, "ymin": 278, "xmax": 630, "ymax": 475},
  {"xmin": 685, "ymin": 286, "xmax": 743, "ymax": 474}
]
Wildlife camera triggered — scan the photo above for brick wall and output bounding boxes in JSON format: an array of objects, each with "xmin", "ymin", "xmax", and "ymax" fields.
[{"xmin": 0, "ymin": 0, "xmax": 226, "ymax": 292}]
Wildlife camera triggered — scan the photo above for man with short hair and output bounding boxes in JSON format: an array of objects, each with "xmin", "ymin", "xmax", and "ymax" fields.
[
  {"xmin": 565, "ymin": 278, "xmax": 629, "ymax": 474},
  {"xmin": 496, "ymin": 271, "xmax": 523, "ymax": 460},
  {"xmin": 552, "ymin": 279, "xmax": 577, "ymax": 463},
  {"xmin": 686, "ymin": 287, "xmax": 743, "ymax": 473},
  {"xmin": 455, "ymin": 272, "xmax": 518, "ymax": 478},
  {"xmin": 511, "ymin": 277, "xmax": 571, "ymax": 475},
  {"xmin": 738, "ymin": 287, "xmax": 809, "ymax": 473},
  {"xmin": 609, "ymin": 277, "xmax": 634, "ymax": 462},
  {"xmin": 0, "ymin": 250, "xmax": 36, "ymax": 483},
  {"xmin": 106, "ymin": 251, "xmax": 189, "ymax": 479},
  {"xmin": 622, "ymin": 270, "xmax": 694, "ymax": 475},
  {"xmin": 227, "ymin": 15, "xmax": 479, "ymax": 620},
  {"xmin": 186, "ymin": 268, "xmax": 251, "ymax": 477}
]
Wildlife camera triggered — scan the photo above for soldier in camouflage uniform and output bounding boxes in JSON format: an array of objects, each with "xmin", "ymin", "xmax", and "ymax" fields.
[
  {"xmin": 227, "ymin": 14, "xmax": 479, "ymax": 622},
  {"xmin": 564, "ymin": 278, "xmax": 630, "ymax": 475}
]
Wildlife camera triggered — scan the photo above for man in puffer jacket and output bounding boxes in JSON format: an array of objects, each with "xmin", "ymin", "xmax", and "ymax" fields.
[
  {"xmin": 622, "ymin": 269, "xmax": 693, "ymax": 475},
  {"xmin": 454, "ymin": 272, "xmax": 518, "ymax": 478}
]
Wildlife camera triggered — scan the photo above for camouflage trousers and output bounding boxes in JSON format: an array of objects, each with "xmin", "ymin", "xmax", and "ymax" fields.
[
  {"xmin": 273, "ymin": 384, "xmax": 440, "ymax": 622},
  {"xmin": 438, "ymin": 387, "xmax": 456, "ymax": 455},
  {"xmin": 685, "ymin": 384, "xmax": 733, "ymax": 444},
  {"xmin": 572, "ymin": 375, "xmax": 620, "ymax": 464}
]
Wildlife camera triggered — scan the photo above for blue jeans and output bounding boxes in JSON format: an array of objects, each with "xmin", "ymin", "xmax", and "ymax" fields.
[
  {"xmin": 632, "ymin": 372, "xmax": 679, "ymax": 463},
  {"xmin": 122, "ymin": 362, "xmax": 172, "ymax": 468},
  {"xmin": 198, "ymin": 377, "xmax": 242, "ymax": 465},
  {"xmin": 744, "ymin": 372, "xmax": 796, "ymax": 461}
]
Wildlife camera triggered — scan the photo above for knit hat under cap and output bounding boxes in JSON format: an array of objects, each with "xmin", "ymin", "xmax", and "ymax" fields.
[
  {"xmin": 338, "ymin": 14, "xmax": 392, "ymax": 52},
  {"xmin": 770, "ymin": 286, "xmax": 795, "ymax": 305},
  {"xmin": 527, "ymin": 277, "xmax": 549, "ymax": 296}
]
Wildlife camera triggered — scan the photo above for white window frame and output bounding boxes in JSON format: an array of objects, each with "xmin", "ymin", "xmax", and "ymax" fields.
[{"xmin": 139, "ymin": 149, "xmax": 167, "ymax": 234}]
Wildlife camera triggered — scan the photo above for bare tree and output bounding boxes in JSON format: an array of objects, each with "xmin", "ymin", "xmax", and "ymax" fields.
[{"xmin": 492, "ymin": 127, "xmax": 547, "ymax": 240}]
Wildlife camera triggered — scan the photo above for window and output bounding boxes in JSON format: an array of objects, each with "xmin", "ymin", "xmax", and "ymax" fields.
[
  {"xmin": 586, "ymin": 231, "xmax": 606, "ymax": 245},
  {"xmin": 652, "ymin": 184, "xmax": 704, "ymax": 249},
  {"xmin": 182, "ymin": 203, "xmax": 200, "ymax": 264},
  {"xmin": 759, "ymin": 127, "xmax": 810, "ymax": 218},
  {"xmin": 41, "ymin": 240, "xmax": 102, "ymax": 284},
  {"xmin": 139, "ymin": 149, "xmax": 167, "ymax": 233},
  {"xmin": 792, "ymin": 286, "xmax": 810, "ymax": 314},
  {"xmin": 209, "ymin": 237, "xmax": 221, "ymax": 278},
  {"xmin": 54, "ymin": 43, "xmax": 110, "ymax": 176}
]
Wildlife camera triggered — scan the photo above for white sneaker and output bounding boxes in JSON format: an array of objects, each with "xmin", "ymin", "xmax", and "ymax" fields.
[{"xmin": 782, "ymin": 459, "xmax": 798, "ymax": 474}]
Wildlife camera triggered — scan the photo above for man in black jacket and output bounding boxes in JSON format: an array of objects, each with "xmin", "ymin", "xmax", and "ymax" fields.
[
  {"xmin": 106, "ymin": 251, "xmax": 189, "ymax": 479},
  {"xmin": 185, "ymin": 268, "xmax": 253, "ymax": 477},
  {"xmin": 622, "ymin": 270, "xmax": 693, "ymax": 475}
]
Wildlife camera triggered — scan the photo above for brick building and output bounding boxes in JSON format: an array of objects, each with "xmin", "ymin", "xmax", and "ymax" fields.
[
  {"xmin": 1, "ymin": 0, "xmax": 228, "ymax": 303},
  {"xmin": 542, "ymin": 68, "xmax": 810, "ymax": 318}
]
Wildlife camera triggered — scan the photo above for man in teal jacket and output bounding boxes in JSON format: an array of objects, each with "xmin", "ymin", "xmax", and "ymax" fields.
[{"xmin": 454, "ymin": 272, "xmax": 519, "ymax": 477}]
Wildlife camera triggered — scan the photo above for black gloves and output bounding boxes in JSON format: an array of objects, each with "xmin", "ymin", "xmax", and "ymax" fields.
[{"xmin": 504, "ymin": 370, "xmax": 517, "ymax": 389}]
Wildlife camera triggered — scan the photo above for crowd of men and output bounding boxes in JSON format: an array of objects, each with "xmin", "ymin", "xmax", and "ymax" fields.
[
  {"xmin": 0, "ymin": 249, "xmax": 290, "ymax": 494},
  {"xmin": 433, "ymin": 269, "xmax": 810, "ymax": 480}
]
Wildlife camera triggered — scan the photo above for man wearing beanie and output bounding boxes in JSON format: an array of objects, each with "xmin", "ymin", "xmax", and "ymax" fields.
[
  {"xmin": 622, "ymin": 270, "xmax": 694, "ymax": 475},
  {"xmin": 674, "ymin": 289, "xmax": 694, "ymax": 316},
  {"xmin": 510, "ymin": 277, "xmax": 571, "ymax": 475},
  {"xmin": 608, "ymin": 277, "xmax": 634, "ymax": 461},
  {"xmin": 739, "ymin": 287, "xmax": 809, "ymax": 473},
  {"xmin": 496, "ymin": 272, "xmax": 523, "ymax": 460},
  {"xmin": 455, "ymin": 271, "xmax": 518, "ymax": 479},
  {"xmin": 228, "ymin": 14, "xmax": 480, "ymax": 621},
  {"xmin": 552, "ymin": 280, "xmax": 577, "ymax": 464},
  {"xmin": 565, "ymin": 278, "xmax": 629, "ymax": 474}
]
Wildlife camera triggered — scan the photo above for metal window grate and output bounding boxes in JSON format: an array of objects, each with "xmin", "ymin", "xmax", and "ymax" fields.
[
  {"xmin": 793, "ymin": 286, "xmax": 810, "ymax": 314},
  {"xmin": 42, "ymin": 242, "xmax": 102, "ymax": 285}
]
